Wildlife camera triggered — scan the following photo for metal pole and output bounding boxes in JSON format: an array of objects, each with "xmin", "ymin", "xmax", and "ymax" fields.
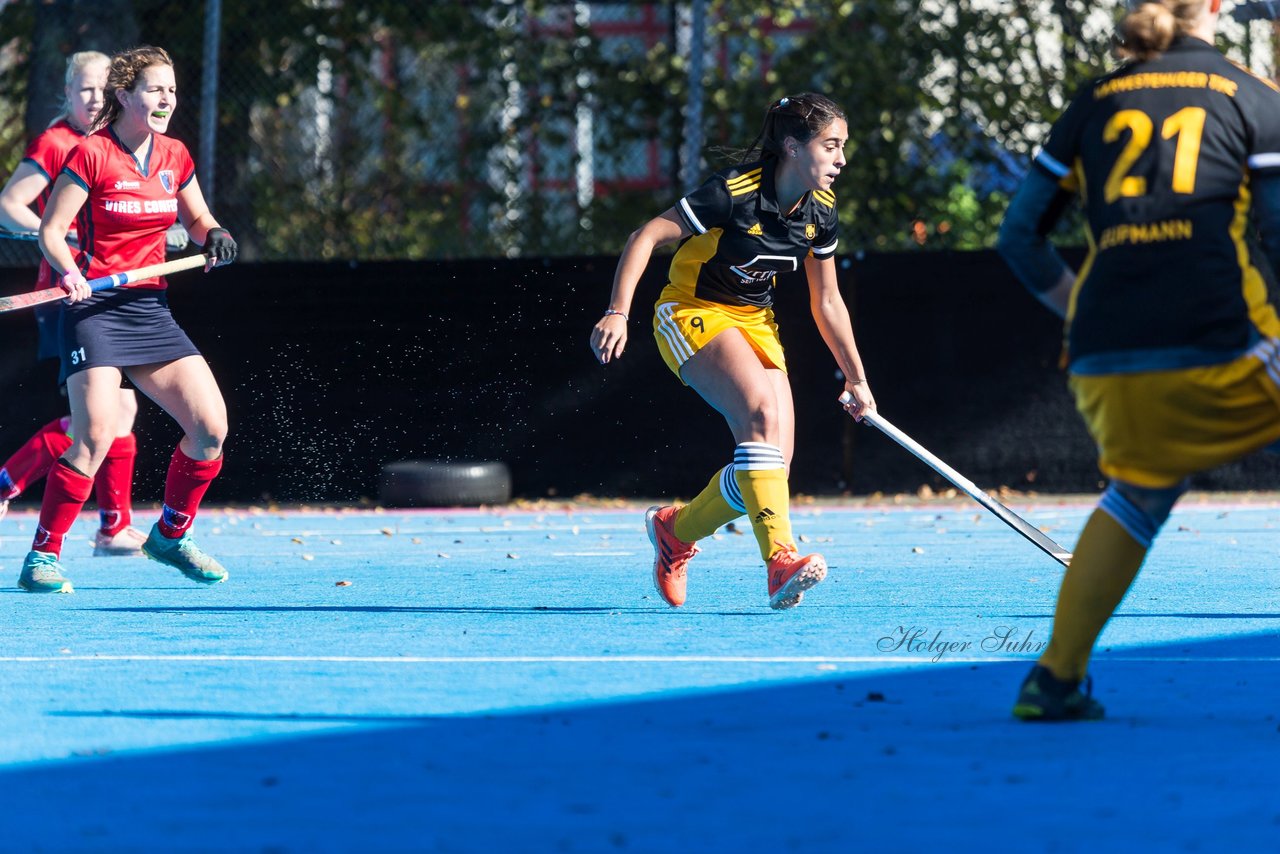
[
  {"xmin": 199, "ymin": 0, "xmax": 223, "ymax": 204},
  {"xmin": 680, "ymin": 0, "xmax": 706, "ymax": 191}
]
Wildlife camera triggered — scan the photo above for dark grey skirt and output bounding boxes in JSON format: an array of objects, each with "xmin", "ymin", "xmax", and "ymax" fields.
[{"xmin": 58, "ymin": 288, "xmax": 199, "ymax": 382}]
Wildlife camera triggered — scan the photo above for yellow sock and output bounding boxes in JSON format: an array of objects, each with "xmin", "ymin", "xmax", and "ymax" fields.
[
  {"xmin": 734, "ymin": 460, "xmax": 792, "ymax": 561},
  {"xmin": 1041, "ymin": 508, "xmax": 1148, "ymax": 681},
  {"xmin": 674, "ymin": 466, "xmax": 743, "ymax": 543}
]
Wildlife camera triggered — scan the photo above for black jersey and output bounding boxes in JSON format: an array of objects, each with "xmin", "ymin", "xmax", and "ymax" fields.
[
  {"xmin": 1034, "ymin": 36, "xmax": 1280, "ymax": 373},
  {"xmin": 666, "ymin": 159, "xmax": 839, "ymax": 308}
]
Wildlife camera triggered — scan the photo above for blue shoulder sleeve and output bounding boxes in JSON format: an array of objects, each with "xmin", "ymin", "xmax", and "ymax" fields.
[
  {"xmin": 1251, "ymin": 171, "xmax": 1280, "ymax": 276},
  {"xmin": 996, "ymin": 166, "xmax": 1073, "ymax": 294}
]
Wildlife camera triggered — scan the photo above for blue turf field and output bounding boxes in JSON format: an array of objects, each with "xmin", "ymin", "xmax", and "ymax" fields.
[{"xmin": 0, "ymin": 500, "xmax": 1277, "ymax": 852}]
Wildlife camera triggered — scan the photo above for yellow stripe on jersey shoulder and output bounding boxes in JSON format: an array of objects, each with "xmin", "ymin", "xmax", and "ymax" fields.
[
  {"xmin": 1227, "ymin": 58, "xmax": 1280, "ymax": 93},
  {"xmin": 1060, "ymin": 160, "xmax": 1083, "ymax": 194},
  {"xmin": 726, "ymin": 167, "xmax": 763, "ymax": 190},
  {"xmin": 727, "ymin": 166, "xmax": 762, "ymax": 186},
  {"xmin": 813, "ymin": 189, "xmax": 836, "ymax": 208}
]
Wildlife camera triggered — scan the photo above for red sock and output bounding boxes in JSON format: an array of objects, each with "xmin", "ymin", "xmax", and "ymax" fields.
[
  {"xmin": 33, "ymin": 458, "xmax": 94, "ymax": 557},
  {"xmin": 94, "ymin": 433, "xmax": 137, "ymax": 536},
  {"xmin": 0, "ymin": 417, "xmax": 73, "ymax": 499},
  {"xmin": 158, "ymin": 446, "xmax": 222, "ymax": 538}
]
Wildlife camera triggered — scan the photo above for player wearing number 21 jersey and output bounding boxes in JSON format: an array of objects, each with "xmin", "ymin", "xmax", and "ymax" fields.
[
  {"xmin": 997, "ymin": 0, "xmax": 1280, "ymax": 721},
  {"xmin": 1023, "ymin": 33, "xmax": 1280, "ymax": 375}
]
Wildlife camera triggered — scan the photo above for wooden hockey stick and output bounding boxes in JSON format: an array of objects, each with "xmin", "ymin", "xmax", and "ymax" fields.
[{"xmin": 0, "ymin": 254, "xmax": 210, "ymax": 314}]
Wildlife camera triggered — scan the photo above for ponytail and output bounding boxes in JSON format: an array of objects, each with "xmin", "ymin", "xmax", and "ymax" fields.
[{"xmin": 1115, "ymin": 1, "xmax": 1208, "ymax": 62}]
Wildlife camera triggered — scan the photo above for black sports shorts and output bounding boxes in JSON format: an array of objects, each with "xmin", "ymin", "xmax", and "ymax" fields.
[{"xmin": 59, "ymin": 288, "xmax": 199, "ymax": 383}]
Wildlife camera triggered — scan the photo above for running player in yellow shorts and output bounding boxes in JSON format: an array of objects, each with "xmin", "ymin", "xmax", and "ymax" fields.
[
  {"xmin": 589, "ymin": 92, "xmax": 876, "ymax": 610},
  {"xmin": 997, "ymin": 0, "xmax": 1280, "ymax": 720}
]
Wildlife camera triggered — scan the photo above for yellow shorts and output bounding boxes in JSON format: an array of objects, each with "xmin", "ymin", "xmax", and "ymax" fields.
[
  {"xmin": 652, "ymin": 295, "xmax": 787, "ymax": 384},
  {"xmin": 1070, "ymin": 343, "xmax": 1280, "ymax": 488}
]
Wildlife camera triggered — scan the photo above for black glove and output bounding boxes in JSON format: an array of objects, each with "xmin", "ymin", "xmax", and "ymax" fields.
[{"xmin": 205, "ymin": 227, "xmax": 237, "ymax": 266}]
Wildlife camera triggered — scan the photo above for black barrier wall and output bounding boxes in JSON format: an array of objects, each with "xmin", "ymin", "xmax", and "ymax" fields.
[{"xmin": 2, "ymin": 251, "xmax": 1278, "ymax": 505}]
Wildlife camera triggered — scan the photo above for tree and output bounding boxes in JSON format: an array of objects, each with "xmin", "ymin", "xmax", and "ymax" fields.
[
  {"xmin": 26, "ymin": 0, "xmax": 138, "ymax": 135},
  {"xmin": 0, "ymin": 0, "xmax": 1262, "ymax": 259}
]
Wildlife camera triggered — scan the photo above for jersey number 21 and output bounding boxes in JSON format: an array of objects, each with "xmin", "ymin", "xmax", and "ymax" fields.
[{"xmin": 1103, "ymin": 107, "xmax": 1206, "ymax": 203}]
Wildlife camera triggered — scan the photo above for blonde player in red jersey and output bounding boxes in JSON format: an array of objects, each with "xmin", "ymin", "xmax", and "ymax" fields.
[
  {"xmin": 19, "ymin": 45, "xmax": 236, "ymax": 593},
  {"xmin": 590, "ymin": 93, "xmax": 875, "ymax": 610},
  {"xmin": 0, "ymin": 51, "xmax": 155, "ymax": 558}
]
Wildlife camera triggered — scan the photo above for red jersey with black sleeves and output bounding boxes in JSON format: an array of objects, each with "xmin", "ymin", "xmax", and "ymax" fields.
[
  {"xmin": 21, "ymin": 119, "xmax": 88, "ymax": 215},
  {"xmin": 21, "ymin": 119, "xmax": 94, "ymax": 292},
  {"xmin": 61, "ymin": 128, "xmax": 194, "ymax": 289}
]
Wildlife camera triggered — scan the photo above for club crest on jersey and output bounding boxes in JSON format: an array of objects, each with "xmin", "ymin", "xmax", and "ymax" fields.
[
  {"xmin": 805, "ymin": 223, "xmax": 816, "ymax": 240},
  {"xmin": 159, "ymin": 170, "xmax": 175, "ymax": 194}
]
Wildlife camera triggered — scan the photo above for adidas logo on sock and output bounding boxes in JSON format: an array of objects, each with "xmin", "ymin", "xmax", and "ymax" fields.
[{"xmin": 754, "ymin": 507, "xmax": 777, "ymax": 524}]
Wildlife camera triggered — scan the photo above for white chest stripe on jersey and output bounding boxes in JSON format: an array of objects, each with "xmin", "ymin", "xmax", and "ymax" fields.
[{"xmin": 729, "ymin": 254, "xmax": 798, "ymax": 281}]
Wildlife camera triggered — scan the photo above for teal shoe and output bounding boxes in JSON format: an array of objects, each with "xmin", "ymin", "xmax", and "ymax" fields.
[
  {"xmin": 1012, "ymin": 664, "xmax": 1105, "ymax": 722},
  {"xmin": 141, "ymin": 523, "xmax": 228, "ymax": 584},
  {"xmin": 18, "ymin": 550, "xmax": 74, "ymax": 593}
]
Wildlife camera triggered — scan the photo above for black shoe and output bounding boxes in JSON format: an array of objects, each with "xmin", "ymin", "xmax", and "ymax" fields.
[{"xmin": 1012, "ymin": 664, "xmax": 1105, "ymax": 722}]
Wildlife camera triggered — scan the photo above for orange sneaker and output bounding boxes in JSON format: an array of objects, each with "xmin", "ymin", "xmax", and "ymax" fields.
[
  {"xmin": 767, "ymin": 545, "xmax": 827, "ymax": 610},
  {"xmin": 645, "ymin": 505, "xmax": 698, "ymax": 608}
]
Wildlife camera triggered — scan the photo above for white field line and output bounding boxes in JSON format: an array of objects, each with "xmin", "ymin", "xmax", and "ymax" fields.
[
  {"xmin": 250, "ymin": 524, "xmax": 643, "ymax": 537},
  {"xmin": 0, "ymin": 655, "xmax": 1274, "ymax": 664}
]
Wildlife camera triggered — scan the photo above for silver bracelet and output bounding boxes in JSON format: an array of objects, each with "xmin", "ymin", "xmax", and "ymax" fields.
[{"xmin": 603, "ymin": 309, "xmax": 629, "ymax": 321}]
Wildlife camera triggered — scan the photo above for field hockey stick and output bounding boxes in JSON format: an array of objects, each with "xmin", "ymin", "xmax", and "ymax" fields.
[
  {"xmin": 0, "ymin": 229, "xmax": 81, "ymax": 249},
  {"xmin": 839, "ymin": 392, "xmax": 1072, "ymax": 566},
  {"xmin": 0, "ymin": 253, "xmax": 210, "ymax": 314}
]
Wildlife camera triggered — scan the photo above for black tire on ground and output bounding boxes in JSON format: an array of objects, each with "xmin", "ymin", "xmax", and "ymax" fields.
[{"xmin": 379, "ymin": 460, "xmax": 512, "ymax": 507}]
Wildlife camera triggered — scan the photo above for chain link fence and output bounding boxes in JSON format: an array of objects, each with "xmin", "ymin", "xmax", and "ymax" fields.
[{"xmin": 0, "ymin": 1, "xmax": 1275, "ymax": 263}]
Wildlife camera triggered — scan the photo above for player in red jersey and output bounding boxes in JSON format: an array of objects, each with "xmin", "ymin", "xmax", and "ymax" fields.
[
  {"xmin": 0, "ymin": 51, "xmax": 153, "ymax": 558},
  {"xmin": 18, "ymin": 45, "xmax": 237, "ymax": 593}
]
